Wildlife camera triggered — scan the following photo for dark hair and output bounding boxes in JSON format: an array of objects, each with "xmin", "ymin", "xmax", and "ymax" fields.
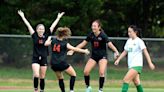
[
  {"xmin": 129, "ymin": 25, "xmax": 142, "ymax": 37},
  {"xmin": 55, "ymin": 27, "xmax": 72, "ymax": 38},
  {"xmin": 92, "ymin": 19, "xmax": 104, "ymax": 31}
]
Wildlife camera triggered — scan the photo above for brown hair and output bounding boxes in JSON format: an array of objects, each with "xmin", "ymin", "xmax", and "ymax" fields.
[
  {"xmin": 92, "ymin": 19, "xmax": 104, "ymax": 31},
  {"xmin": 129, "ymin": 25, "xmax": 141, "ymax": 37},
  {"xmin": 55, "ymin": 27, "xmax": 72, "ymax": 38}
]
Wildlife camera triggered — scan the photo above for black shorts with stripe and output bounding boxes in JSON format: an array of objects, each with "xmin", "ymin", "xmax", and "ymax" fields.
[
  {"xmin": 32, "ymin": 56, "xmax": 48, "ymax": 66},
  {"xmin": 91, "ymin": 55, "xmax": 107, "ymax": 63},
  {"xmin": 51, "ymin": 62, "xmax": 70, "ymax": 72}
]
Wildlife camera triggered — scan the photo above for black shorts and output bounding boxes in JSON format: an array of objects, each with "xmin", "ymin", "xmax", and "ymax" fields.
[
  {"xmin": 32, "ymin": 56, "xmax": 48, "ymax": 66},
  {"xmin": 51, "ymin": 62, "xmax": 70, "ymax": 72},
  {"xmin": 91, "ymin": 55, "xmax": 107, "ymax": 63}
]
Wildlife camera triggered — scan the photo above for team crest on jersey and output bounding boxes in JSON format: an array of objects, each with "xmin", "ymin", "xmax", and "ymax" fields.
[
  {"xmin": 98, "ymin": 37, "xmax": 102, "ymax": 40},
  {"xmin": 42, "ymin": 35, "xmax": 45, "ymax": 38}
]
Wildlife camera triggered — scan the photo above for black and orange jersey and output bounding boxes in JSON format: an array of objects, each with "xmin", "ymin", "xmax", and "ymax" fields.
[
  {"xmin": 50, "ymin": 38, "xmax": 67, "ymax": 65},
  {"xmin": 85, "ymin": 31, "xmax": 111, "ymax": 57},
  {"xmin": 32, "ymin": 31, "xmax": 51, "ymax": 58}
]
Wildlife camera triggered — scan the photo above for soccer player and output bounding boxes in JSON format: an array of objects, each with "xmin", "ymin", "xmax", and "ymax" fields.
[
  {"xmin": 18, "ymin": 10, "xmax": 64, "ymax": 92},
  {"xmin": 68, "ymin": 20, "xmax": 119, "ymax": 92},
  {"xmin": 45, "ymin": 27, "xmax": 90, "ymax": 92},
  {"xmin": 114, "ymin": 25, "xmax": 155, "ymax": 92}
]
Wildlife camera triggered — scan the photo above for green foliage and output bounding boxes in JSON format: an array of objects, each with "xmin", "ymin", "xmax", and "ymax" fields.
[{"xmin": 0, "ymin": 0, "xmax": 163, "ymax": 37}]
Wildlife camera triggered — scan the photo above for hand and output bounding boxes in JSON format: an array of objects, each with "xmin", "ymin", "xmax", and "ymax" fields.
[
  {"xmin": 67, "ymin": 50, "xmax": 74, "ymax": 56},
  {"xmin": 18, "ymin": 10, "xmax": 24, "ymax": 17},
  {"xmin": 114, "ymin": 51, "xmax": 119, "ymax": 60},
  {"xmin": 114, "ymin": 59, "xmax": 120, "ymax": 65},
  {"xmin": 57, "ymin": 12, "xmax": 65, "ymax": 19},
  {"xmin": 149, "ymin": 63, "xmax": 155, "ymax": 70},
  {"xmin": 84, "ymin": 49, "xmax": 90, "ymax": 55}
]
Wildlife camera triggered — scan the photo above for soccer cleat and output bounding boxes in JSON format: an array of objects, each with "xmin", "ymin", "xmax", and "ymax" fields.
[
  {"xmin": 86, "ymin": 86, "xmax": 92, "ymax": 92},
  {"xmin": 98, "ymin": 90, "xmax": 103, "ymax": 92},
  {"xmin": 70, "ymin": 90, "xmax": 74, "ymax": 92},
  {"xmin": 40, "ymin": 90, "xmax": 44, "ymax": 92},
  {"xmin": 34, "ymin": 88, "xmax": 38, "ymax": 92},
  {"xmin": 98, "ymin": 88, "xmax": 103, "ymax": 92}
]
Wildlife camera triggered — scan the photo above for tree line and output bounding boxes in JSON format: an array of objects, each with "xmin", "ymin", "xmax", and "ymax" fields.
[{"xmin": 0, "ymin": 0, "xmax": 163, "ymax": 37}]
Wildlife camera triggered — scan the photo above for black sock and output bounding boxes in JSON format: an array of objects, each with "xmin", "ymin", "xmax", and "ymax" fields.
[
  {"xmin": 33, "ymin": 77, "xmax": 39, "ymax": 89},
  {"xmin": 84, "ymin": 76, "xmax": 90, "ymax": 87},
  {"xmin": 99, "ymin": 77, "xmax": 105, "ymax": 90},
  {"xmin": 59, "ymin": 79, "xmax": 65, "ymax": 92},
  {"xmin": 40, "ymin": 79, "xmax": 45, "ymax": 91},
  {"xmin": 70, "ymin": 76, "xmax": 76, "ymax": 90}
]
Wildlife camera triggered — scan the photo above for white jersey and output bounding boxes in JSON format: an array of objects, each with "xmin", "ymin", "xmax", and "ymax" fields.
[{"xmin": 124, "ymin": 37, "xmax": 146, "ymax": 68}]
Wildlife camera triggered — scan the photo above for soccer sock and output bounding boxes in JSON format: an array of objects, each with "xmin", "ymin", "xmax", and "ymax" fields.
[
  {"xmin": 84, "ymin": 76, "xmax": 90, "ymax": 87},
  {"xmin": 40, "ymin": 79, "xmax": 45, "ymax": 91},
  {"xmin": 99, "ymin": 77, "xmax": 105, "ymax": 90},
  {"xmin": 136, "ymin": 84, "xmax": 143, "ymax": 92},
  {"xmin": 33, "ymin": 77, "xmax": 39, "ymax": 90},
  {"xmin": 70, "ymin": 76, "xmax": 76, "ymax": 91},
  {"xmin": 59, "ymin": 79, "xmax": 65, "ymax": 92},
  {"xmin": 122, "ymin": 83, "xmax": 129, "ymax": 92}
]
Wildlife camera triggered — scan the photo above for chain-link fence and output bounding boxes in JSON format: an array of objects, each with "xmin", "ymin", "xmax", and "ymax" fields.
[{"xmin": 0, "ymin": 35, "xmax": 163, "ymax": 68}]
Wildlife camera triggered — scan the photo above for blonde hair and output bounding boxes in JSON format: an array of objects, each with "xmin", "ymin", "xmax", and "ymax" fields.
[
  {"xmin": 55, "ymin": 27, "xmax": 72, "ymax": 38},
  {"xmin": 36, "ymin": 24, "xmax": 44, "ymax": 30}
]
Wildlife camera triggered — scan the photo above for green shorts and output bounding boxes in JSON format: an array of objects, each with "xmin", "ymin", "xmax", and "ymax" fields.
[{"xmin": 130, "ymin": 66, "xmax": 142, "ymax": 74}]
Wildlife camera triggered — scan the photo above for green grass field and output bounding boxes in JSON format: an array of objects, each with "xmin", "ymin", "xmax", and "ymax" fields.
[
  {"xmin": 0, "ymin": 88, "xmax": 164, "ymax": 92},
  {"xmin": 0, "ymin": 65, "xmax": 164, "ymax": 92}
]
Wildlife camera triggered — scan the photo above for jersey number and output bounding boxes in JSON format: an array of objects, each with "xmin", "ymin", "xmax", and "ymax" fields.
[
  {"xmin": 94, "ymin": 41, "xmax": 99, "ymax": 48},
  {"xmin": 38, "ymin": 39, "xmax": 43, "ymax": 44},
  {"xmin": 53, "ymin": 44, "xmax": 61, "ymax": 52}
]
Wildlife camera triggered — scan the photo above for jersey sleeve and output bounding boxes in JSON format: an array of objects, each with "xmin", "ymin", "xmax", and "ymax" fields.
[
  {"xmin": 103, "ymin": 32, "xmax": 111, "ymax": 43},
  {"xmin": 85, "ymin": 32, "xmax": 92, "ymax": 42},
  {"xmin": 31, "ymin": 32, "xmax": 37, "ymax": 39},
  {"xmin": 124, "ymin": 40, "xmax": 129, "ymax": 51},
  {"xmin": 139, "ymin": 39, "xmax": 146, "ymax": 50}
]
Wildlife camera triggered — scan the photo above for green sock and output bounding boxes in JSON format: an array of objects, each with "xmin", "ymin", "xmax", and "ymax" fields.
[
  {"xmin": 136, "ymin": 84, "xmax": 143, "ymax": 92},
  {"xmin": 122, "ymin": 83, "xmax": 129, "ymax": 92}
]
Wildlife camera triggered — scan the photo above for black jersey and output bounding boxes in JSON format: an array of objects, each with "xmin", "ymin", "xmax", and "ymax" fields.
[
  {"xmin": 85, "ymin": 31, "xmax": 110, "ymax": 57},
  {"xmin": 51, "ymin": 38, "xmax": 67, "ymax": 65},
  {"xmin": 32, "ymin": 31, "xmax": 51, "ymax": 58}
]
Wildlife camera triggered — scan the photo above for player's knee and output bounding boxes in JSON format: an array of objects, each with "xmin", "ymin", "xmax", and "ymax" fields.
[
  {"xmin": 99, "ymin": 72, "xmax": 105, "ymax": 77},
  {"xmin": 123, "ymin": 78, "xmax": 130, "ymax": 83},
  {"xmin": 40, "ymin": 75, "xmax": 45, "ymax": 79},
  {"xmin": 40, "ymin": 72, "xmax": 46, "ymax": 79},
  {"xmin": 33, "ymin": 73, "xmax": 40, "ymax": 77},
  {"xmin": 133, "ymin": 80, "xmax": 140, "ymax": 86},
  {"xmin": 71, "ymin": 72, "xmax": 76, "ymax": 77},
  {"xmin": 56, "ymin": 74, "xmax": 63, "ymax": 79},
  {"xmin": 84, "ymin": 70, "xmax": 90, "ymax": 76},
  {"xmin": 73, "ymin": 72, "xmax": 76, "ymax": 76}
]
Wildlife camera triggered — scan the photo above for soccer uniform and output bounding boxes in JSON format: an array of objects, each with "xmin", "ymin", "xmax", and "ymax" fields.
[
  {"xmin": 50, "ymin": 38, "xmax": 70, "ymax": 71},
  {"xmin": 124, "ymin": 37, "xmax": 146, "ymax": 73},
  {"xmin": 32, "ymin": 31, "xmax": 51, "ymax": 66},
  {"xmin": 85, "ymin": 31, "xmax": 111, "ymax": 62}
]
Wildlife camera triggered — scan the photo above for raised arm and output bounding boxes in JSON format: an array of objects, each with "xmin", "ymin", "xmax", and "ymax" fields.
[
  {"xmin": 44, "ymin": 36, "xmax": 52, "ymax": 46},
  {"xmin": 67, "ymin": 43, "xmax": 90, "ymax": 55},
  {"xmin": 114, "ymin": 50, "xmax": 127, "ymax": 65},
  {"xmin": 108, "ymin": 42, "xmax": 119, "ymax": 59},
  {"xmin": 49, "ymin": 12, "xmax": 65, "ymax": 33},
  {"xmin": 18, "ymin": 10, "xmax": 35, "ymax": 35},
  {"xmin": 143, "ymin": 48, "xmax": 155, "ymax": 70}
]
